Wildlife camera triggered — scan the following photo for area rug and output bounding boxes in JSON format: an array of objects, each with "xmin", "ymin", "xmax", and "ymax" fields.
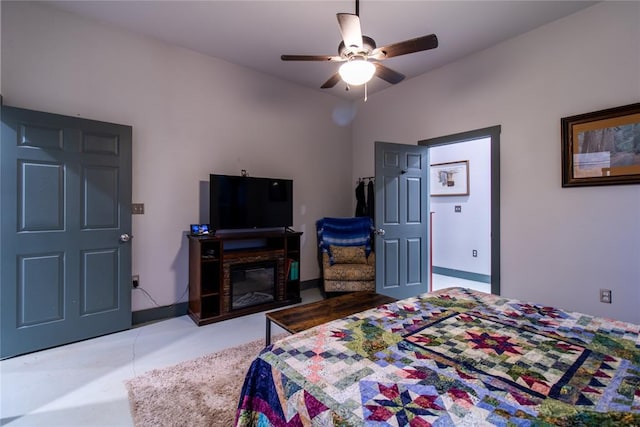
[{"xmin": 125, "ymin": 336, "xmax": 282, "ymax": 427}]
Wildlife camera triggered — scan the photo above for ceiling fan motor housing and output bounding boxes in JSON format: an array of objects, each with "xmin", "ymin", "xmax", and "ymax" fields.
[{"xmin": 339, "ymin": 35, "xmax": 377, "ymax": 58}]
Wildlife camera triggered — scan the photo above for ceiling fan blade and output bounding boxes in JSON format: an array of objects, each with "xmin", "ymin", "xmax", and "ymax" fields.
[
  {"xmin": 281, "ymin": 54, "xmax": 343, "ymax": 62},
  {"xmin": 337, "ymin": 13, "xmax": 363, "ymax": 50},
  {"xmin": 374, "ymin": 63, "xmax": 405, "ymax": 85},
  {"xmin": 321, "ymin": 73, "xmax": 341, "ymax": 89},
  {"xmin": 371, "ymin": 34, "xmax": 438, "ymax": 59}
]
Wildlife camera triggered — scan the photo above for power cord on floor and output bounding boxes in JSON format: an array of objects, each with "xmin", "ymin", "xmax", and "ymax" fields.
[
  {"xmin": 131, "ymin": 326, "xmax": 144, "ymax": 377},
  {"xmin": 130, "ymin": 282, "xmax": 189, "ymax": 377},
  {"xmin": 133, "ymin": 282, "xmax": 189, "ymax": 308}
]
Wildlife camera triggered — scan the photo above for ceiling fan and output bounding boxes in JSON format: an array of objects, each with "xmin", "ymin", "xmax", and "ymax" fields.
[{"xmin": 281, "ymin": 0, "xmax": 438, "ymax": 89}]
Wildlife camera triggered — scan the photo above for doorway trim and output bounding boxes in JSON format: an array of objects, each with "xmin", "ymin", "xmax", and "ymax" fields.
[{"xmin": 418, "ymin": 125, "xmax": 501, "ymax": 295}]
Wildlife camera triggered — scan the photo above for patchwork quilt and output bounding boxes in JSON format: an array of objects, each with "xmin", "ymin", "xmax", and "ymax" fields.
[{"xmin": 235, "ymin": 287, "xmax": 640, "ymax": 426}]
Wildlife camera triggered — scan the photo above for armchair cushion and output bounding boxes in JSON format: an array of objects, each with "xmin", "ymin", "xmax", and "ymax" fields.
[
  {"xmin": 322, "ymin": 253, "xmax": 375, "ymax": 281},
  {"xmin": 329, "ymin": 245, "xmax": 367, "ymax": 265}
]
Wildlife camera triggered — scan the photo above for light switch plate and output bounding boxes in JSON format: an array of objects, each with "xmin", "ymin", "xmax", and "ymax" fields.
[{"xmin": 132, "ymin": 203, "xmax": 144, "ymax": 215}]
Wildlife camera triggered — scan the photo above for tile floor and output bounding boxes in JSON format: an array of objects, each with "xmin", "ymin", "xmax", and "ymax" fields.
[
  {"xmin": 0, "ymin": 276, "xmax": 485, "ymax": 426},
  {"xmin": 431, "ymin": 273, "xmax": 490, "ymax": 293}
]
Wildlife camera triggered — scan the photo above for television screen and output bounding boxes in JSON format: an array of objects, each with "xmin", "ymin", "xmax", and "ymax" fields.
[{"xmin": 210, "ymin": 174, "xmax": 293, "ymax": 230}]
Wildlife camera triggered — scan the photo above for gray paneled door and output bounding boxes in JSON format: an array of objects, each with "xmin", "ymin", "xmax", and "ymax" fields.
[
  {"xmin": 1, "ymin": 106, "xmax": 132, "ymax": 359},
  {"xmin": 375, "ymin": 142, "xmax": 429, "ymax": 300}
]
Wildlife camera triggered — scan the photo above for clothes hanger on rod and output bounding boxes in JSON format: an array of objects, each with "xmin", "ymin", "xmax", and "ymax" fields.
[{"xmin": 356, "ymin": 176, "xmax": 374, "ymax": 184}]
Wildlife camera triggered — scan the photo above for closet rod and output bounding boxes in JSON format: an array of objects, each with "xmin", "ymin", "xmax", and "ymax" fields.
[{"xmin": 357, "ymin": 176, "xmax": 374, "ymax": 183}]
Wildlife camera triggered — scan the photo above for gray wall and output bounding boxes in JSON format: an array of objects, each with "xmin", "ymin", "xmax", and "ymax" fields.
[
  {"xmin": 1, "ymin": 1, "xmax": 354, "ymax": 312},
  {"xmin": 3, "ymin": 2, "xmax": 639, "ymax": 324},
  {"xmin": 352, "ymin": 2, "xmax": 640, "ymax": 323}
]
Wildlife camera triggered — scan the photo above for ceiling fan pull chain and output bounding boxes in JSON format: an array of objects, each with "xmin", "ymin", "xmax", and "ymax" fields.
[{"xmin": 364, "ymin": 82, "xmax": 368, "ymax": 102}]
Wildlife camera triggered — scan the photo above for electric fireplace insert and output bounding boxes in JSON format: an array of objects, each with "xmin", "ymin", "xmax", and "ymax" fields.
[{"xmin": 230, "ymin": 261, "xmax": 276, "ymax": 310}]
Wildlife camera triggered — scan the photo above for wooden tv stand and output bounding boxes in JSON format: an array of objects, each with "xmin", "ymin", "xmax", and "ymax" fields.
[{"xmin": 187, "ymin": 230, "xmax": 302, "ymax": 326}]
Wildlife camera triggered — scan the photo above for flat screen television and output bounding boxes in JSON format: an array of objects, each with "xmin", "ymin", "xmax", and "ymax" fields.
[{"xmin": 209, "ymin": 174, "xmax": 293, "ymax": 230}]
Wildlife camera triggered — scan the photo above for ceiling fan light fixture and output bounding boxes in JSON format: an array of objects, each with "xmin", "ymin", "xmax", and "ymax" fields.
[{"xmin": 339, "ymin": 58, "xmax": 375, "ymax": 86}]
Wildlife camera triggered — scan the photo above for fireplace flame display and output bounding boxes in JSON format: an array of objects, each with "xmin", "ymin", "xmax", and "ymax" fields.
[{"xmin": 231, "ymin": 262, "xmax": 276, "ymax": 310}]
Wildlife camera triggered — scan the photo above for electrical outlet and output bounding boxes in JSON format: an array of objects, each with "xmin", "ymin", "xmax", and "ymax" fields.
[
  {"xmin": 132, "ymin": 203, "xmax": 145, "ymax": 215},
  {"xmin": 472, "ymin": 250, "xmax": 478, "ymax": 257},
  {"xmin": 132, "ymin": 275, "xmax": 140, "ymax": 288},
  {"xmin": 599, "ymin": 289, "xmax": 611, "ymax": 304},
  {"xmin": 454, "ymin": 205, "xmax": 462, "ymax": 213}
]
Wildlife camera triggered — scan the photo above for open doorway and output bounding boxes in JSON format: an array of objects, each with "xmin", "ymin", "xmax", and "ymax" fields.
[{"xmin": 419, "ymin": 126, "xmax": 501, "ymax": 295}]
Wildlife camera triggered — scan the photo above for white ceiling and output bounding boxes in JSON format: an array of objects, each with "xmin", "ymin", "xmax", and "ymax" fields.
[{"xmin": 43, "ymin": 1, "xmax": 597, "ymax": 100}]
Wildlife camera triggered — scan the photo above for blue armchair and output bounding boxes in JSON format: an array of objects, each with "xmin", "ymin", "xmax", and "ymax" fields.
[{"xmin": 316, "ymin": 217, "xmax": 376, "ymax": 293}]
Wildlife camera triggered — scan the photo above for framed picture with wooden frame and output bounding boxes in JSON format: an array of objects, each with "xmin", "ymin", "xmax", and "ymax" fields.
[
  {"xmin": 561, "ymin": 103, "xmax": 640, "ymax": 187},
  {"xmin": 430, "ymin": 160, "xmax": 469, "ymax": 196}
]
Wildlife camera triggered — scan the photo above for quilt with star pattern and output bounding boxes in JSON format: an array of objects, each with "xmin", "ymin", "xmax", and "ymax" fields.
[{"xmin": 234, "ymin": 287, "xmax": 640, "ymax": 426}]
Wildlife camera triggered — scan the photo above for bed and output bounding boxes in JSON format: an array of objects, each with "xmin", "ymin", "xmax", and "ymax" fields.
[{"xmin": 235, "ymin": 287, "xmax": 640, "ymax": 425}]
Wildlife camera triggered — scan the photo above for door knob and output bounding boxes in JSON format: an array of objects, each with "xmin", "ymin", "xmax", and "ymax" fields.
[
  {"xmin": 374, "ymin": 228, "xmax": 386, "ymax": 236},
  {"xmin": 119, "ymin": 233, "xmax": 133, "ymax": 243}
]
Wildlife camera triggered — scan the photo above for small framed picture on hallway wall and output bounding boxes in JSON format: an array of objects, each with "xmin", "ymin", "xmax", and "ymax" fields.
[{"xmin": 430, "ymin": 160, "xmax": 470, "ymax": 196}]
